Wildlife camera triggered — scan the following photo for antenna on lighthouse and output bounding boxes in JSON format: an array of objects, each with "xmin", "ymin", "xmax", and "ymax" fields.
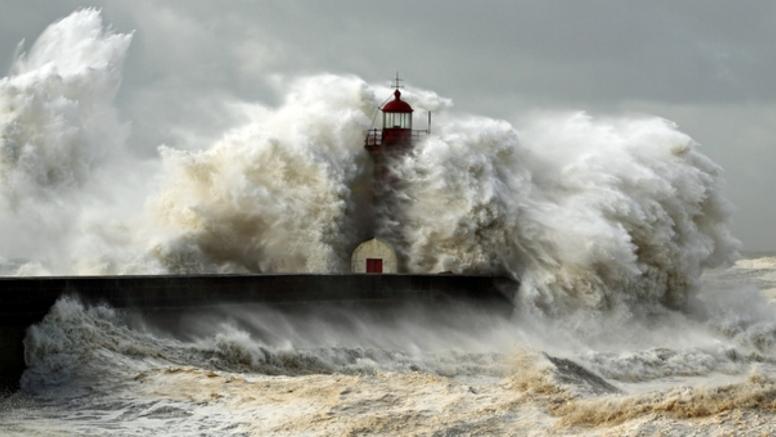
[{"xmin": 391, "ymin": 71, "xmax": 404, "ymax": 89}]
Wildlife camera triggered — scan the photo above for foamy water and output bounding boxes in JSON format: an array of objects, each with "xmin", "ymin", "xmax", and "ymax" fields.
[
  {"xmin": 1, "ymin": 9, "xmax": 770, "ymax": 436},
  {"xmin": 1, "ymin": 258, "xmax": 776, "ymax": 435}
]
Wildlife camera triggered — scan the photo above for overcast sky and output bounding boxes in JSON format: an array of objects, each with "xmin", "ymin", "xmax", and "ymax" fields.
[{"xmin": 2, "ymin": 0, "xmax": 775, "ymax": 251}]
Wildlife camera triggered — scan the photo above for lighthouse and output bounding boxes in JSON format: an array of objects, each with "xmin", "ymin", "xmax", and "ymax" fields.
[
  {"xmin": 353, "ymin": 74, "xmax": 429, "ymax": 274},
  {"xmin": 364, "ymin": 73, "xmax": 428, "ymax": 163}
]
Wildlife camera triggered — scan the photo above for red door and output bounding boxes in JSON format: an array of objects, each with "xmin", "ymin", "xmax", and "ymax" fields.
[{"xmin": 366, "ymin": 258, "xmax": 383, "ymax": 273}]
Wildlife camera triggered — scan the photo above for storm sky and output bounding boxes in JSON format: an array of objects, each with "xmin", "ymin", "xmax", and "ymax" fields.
[{"xmin": 2, "ymin": 0, "xmax": 774, "ymax": 251}]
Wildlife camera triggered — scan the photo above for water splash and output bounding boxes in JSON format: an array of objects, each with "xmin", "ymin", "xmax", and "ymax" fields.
[
  {"xmin": 0, "ymin": 9, "xmax": 136, "ymax": 274},
  {"xmin": 392, "ymin": 113, "xmax": 738, "ymax": 313},
  {"xmin": 0, "ymin": 9, "xmax": 739, "ymax": 313}
]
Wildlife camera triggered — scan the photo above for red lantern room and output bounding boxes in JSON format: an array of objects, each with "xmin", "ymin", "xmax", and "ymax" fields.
[
  {"xmin": 380, "ymin": 89, "xmax": 413, "ymax": 146},
  {"xmin": 365, "ymin": 73, "xmax": 429, "ymax": 153}
]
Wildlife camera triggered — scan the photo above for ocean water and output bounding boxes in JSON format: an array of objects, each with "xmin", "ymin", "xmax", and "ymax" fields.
[{"xmin": 1, "ymin": 256, "xmax": 775, "ymax": 436}]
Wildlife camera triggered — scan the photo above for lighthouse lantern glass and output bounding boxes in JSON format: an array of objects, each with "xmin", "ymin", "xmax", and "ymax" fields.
[{"xmin": 383, "ymin": 112, "xmax": 412, "ymax": 129}]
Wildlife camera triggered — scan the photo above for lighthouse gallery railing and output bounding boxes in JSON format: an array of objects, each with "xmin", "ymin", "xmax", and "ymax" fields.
[{"xmin": 364, "ymin": 129, "xmax": 429, "ymax": 147}]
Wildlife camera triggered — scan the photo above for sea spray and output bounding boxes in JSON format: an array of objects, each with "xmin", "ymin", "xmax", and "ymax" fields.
[
  {"xmin": 148, "ymin": 92, "xmax": 739, "ymax": 313},
  {"xmin": 0, "ymin": 9, "xmax": 739, "ymax": 313},
  {"xmin": 392, "ymin": 113, "xmax": 739, "ymax": 314},
  {"xmin": 0, "ymin": 8, "xmax": 131, "ymax": 204},
  {"xmin": 147, "ymin": 75, "xmax": 378, "ymax": 273},
  {"xmin": 0, "ymin": 9, "xmax": 139, "ymax": 275}
]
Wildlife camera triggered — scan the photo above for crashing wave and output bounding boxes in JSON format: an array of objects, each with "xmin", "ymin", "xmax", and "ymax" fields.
[{"xmin": 0, "ymin": 9, "xmax": 739, "ymax": 314}]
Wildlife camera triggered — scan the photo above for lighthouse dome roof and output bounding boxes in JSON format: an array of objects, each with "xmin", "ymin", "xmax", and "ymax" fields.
[{"xmin": 382, "ymin": 89, "xmax": 414, "ymax": 113}]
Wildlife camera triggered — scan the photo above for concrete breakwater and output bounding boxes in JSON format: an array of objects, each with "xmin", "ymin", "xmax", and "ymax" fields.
[{"xmin": 0, "ymin": 274, "xmax": 515, "ymax": 389}]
